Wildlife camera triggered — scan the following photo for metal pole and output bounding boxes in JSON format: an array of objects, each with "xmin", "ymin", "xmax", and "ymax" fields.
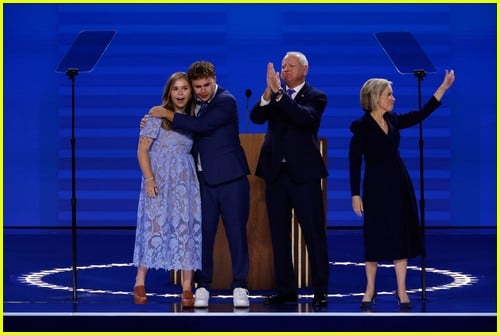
[
  {"xmin": 413, "ymin": 69, "xmax": 426, "ymax": 301},
  {"xmin": 66, "ymin": 68, "xmax": 79, "ymax": 300}
]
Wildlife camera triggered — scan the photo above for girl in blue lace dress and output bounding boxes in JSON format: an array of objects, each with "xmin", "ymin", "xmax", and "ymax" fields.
[{"xmin": 133, "ymin": 72, "xmax": 202, "ymax": 307}]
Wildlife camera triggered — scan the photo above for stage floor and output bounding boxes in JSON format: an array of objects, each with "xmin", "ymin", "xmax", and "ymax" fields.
[{"xmin": 3, "ymin": 227, "xmax": 496, "ymax": 332}]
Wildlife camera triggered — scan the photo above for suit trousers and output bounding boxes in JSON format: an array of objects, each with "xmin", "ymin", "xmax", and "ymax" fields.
[
  {"xmin": 265, "ymin": 163, "xmax": 330, "ymax": 295},
  {"xmin": 195, "ymin": 172, "xmax": 250, "ymax": 290}
]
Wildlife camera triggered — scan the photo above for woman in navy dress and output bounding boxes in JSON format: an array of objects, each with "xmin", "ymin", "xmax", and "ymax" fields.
[{"xmin": 349, "ymin": 70, "xmax": 455, "ymax": 310}]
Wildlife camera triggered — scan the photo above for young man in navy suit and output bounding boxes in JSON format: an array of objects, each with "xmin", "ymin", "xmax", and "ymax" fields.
[
  {"xmin": 250, "ymin": 51, "xmax": 330, "ymax": 308},
  {"xmin": 148, "ymin": 61, "xmax": 251, "ymax": 308}
]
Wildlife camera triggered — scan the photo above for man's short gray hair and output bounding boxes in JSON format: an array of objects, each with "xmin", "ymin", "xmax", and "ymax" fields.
[{"xmin": 285, "ymin": 51, "xmax": 309, "ymax": 66}]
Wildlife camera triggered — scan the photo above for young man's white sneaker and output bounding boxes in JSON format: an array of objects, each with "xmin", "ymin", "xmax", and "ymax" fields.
[
  {"xmin": 194, "ymin": 287, "xmax": 209, "ymax": 308},
  {"xmin": 233, "ymin": 287, "xmax": 250, "ymax": 308}
]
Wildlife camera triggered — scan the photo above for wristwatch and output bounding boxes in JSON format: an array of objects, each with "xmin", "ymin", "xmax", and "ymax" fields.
[{"xmin": 277, "ymin": 88, "xmax": 284, "ymax": 95}]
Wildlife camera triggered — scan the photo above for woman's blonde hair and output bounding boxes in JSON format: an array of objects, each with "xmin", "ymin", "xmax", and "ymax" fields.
[{"xmin": 360, "ymin": 78, "xmax": 392, "ymax": 112}]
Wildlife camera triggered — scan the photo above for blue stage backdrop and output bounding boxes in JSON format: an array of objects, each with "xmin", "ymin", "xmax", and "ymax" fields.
[{"xmin": 3, "ymin": 4, "xmax": 496, "ymax": 228}]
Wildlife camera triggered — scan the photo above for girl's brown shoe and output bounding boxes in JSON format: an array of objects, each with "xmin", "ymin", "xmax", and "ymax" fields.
[
  {"xmin": 134, "ymin": 285, "xmax": 147, "ymax": 304},
  {"xmin": 181, "ymin": 290, "xmax": 194, "ymax": 308}
]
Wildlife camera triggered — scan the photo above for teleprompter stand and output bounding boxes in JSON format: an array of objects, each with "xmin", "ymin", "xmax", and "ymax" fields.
[
  {"xmin": 56, "ymin": 30, "xmax": 116, "ymax": 300},
  {"xmin": 375, "ymin": 32, "xmax": 436, "ymax": 301}
]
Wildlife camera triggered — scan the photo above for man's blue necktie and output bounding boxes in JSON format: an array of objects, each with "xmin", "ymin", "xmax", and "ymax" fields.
[
  {"xmin": 286, "ymin": 89, "xmax": 295, "ymax": 97},
  {"xmin": 196, "ymin": 101, "xmax": 208, "ymax": 116}
]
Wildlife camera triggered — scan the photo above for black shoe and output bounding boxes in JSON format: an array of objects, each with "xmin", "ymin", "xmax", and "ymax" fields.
[
  {"xmin": 396, "ymin": 294, "xmax": 412, "ymax": 311},
  {"xmin": 263, "ymin": 293, "xmax": 297, "ymax": 305},
  {"xmin": 360, "ymin": 291, "xmax": 377, "ymax": 311},
  {"xmin": 312, "ymin": 292, "xmax": 328, "ymax": 308}
]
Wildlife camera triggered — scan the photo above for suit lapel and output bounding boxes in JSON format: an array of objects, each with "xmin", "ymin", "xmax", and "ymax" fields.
[{"xmin": 293, "ymin": 84, "xmax": 308, "ymax": 103}]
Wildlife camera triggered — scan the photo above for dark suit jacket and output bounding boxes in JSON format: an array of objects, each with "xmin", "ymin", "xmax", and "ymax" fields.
[
  {"xmin": 250, "ymin": 83, "xmax": 328, "ymax": 183},
  {"xmin": 173, "ymin": 86, "xmax": 250, "ymax": 186}
]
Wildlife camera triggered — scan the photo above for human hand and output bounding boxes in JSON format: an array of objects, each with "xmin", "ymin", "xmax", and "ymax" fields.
[
  {"xmin": 139, "ymin": 115, "xmax": 148, "ymax": 129},
  {"xmin": 352, "ymin": 195, "xmax": 364, "ymax": 217},
  {"xmin": 433, "ymin": 69, "xmax": 455, "ymax": 101},
  {"xmin": 266, "ymin": 62, "xmax": 281, "ymax": 93},
  {"xmin": 145, "ymin": 178, "xmax": 158, "ymax": 197},
  {"xmin": 149, "ymin": 105, "xmax": 168, "ymax": 118},
  {"xmin": 441, "ymin": 69, "xmax": 455, "ymax": 90}
]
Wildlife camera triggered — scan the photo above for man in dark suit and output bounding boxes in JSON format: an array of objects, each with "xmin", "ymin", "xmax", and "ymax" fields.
[
  {"xmin": 250, "ymin": 51, "xmax": 330, "ymax": 308},
  {"xmin": 148, "ymin": 61, "xmax": 251, "ymax": 308}
]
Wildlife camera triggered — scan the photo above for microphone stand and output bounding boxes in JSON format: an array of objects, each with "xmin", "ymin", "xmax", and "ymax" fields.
[{"xmin": 245, "ymin": 89, "xmax": 252, "ymax": 132}]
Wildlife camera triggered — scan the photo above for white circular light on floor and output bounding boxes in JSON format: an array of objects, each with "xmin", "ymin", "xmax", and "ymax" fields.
[{"xmin": 17, "ymin": 261, "xmax": 478, "ymax": 299}]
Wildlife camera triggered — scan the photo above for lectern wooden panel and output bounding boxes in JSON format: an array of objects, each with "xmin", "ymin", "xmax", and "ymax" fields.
[{"xmin": 171, "ymin": 134, "xmax": 327, "ymax": 291}]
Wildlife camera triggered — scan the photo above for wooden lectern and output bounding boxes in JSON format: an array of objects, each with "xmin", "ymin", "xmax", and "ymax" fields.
[{"xmin": 171, "ymin": 134, "xmax": 327, "ymax": 290}]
